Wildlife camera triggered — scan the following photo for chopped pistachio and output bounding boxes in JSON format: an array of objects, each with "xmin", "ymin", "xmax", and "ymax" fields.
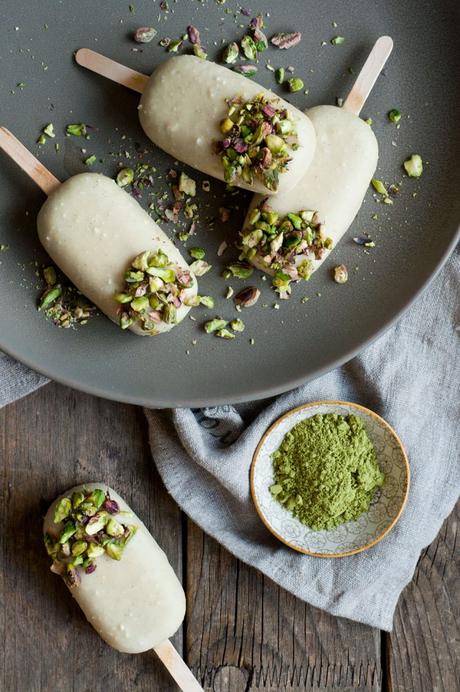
[
  {"xmin": 333, "ymin": 264, "xmax": 348, "ymax": 284},
  {"xmin": 86, "ymin": 544, "xmax": 105, "ymax": 559},
  {"xmin": 85, "ymin": 512, "xmax": 109, "ymax": 535},
  {"xmin": 38, "ymin": 285, "xmax": 62, "ymax": 311},
  {"xmin": 216, "ymin": 328, "xmax": 236, "ymax": 339},
  {"xmin": 388, "ymin": 109, "xmax": 401, "ymax": 124},
  {"xmin": 235, "ymin": 286, "xmax": 260, "ymax": 307},
  {"xmin": 71, "ymin": 541, "xmax": 88, "ymax": 556},
  {"xmin": 288, "ymin": 77, "xmax": 304, "ymax": 92},
  {"xmin": 189, "ymin": 247, "xmax": 205, "ymax": 260},
  {"xmin": 204, "ymin": 318, "xmax": 228, "ymax": 333},
  {"xmin": 116, "ymin": 168, "xmax": 134, "ymax": 187},
  {"xmin": 241, "ymin": 35, "xmax": 257, "ymax": 60},
  {"xmin": 133, "ymin": 26, "xmax": 157, "ymax": 43},
  {"xmin": 225, "ymin": 286, "xmax": 234, "ymax": 299},
  {"xmin": 178, "ymin": 171, "xmax": 196, "ymax": 196},
  {"xmin": 371, "ymin": 179, "xmax": 388, "ymax": 196},
  {"xmin": 37, "ymin": 134, "xmax": 46, "ymax": 145},
  {"xmin": 105, "ymin": 541, "xmax": 124, "ymax": 560},
  {"xmin": 199, "ymin": 295, "xmax": 214, "ymax": 308},
  {"xmin": 53, "ymin": 498, "xmax": 72, "ymax": 524},
  {"xmin": 403, "ymin": 154, "xmax": 423, "ymax": 178},
  {"xmin": 106, "ymin": 518, "xmax": 125, "ymax": 537},
  {"xmin": 230, "ymin": 318, "xmax": 245, "ymax": 332},
  {"xmin": 193, "ymin": 45, "xmax": 207, "ymax": 60},
  {"xmin": 364, "ymin": 117, "xmax": 373, "ymax": 126},
  {"xmin": 275, "ymin": 67, "xmax": 285, "ymax": 84},
  {"xmin": 66, "ymin": 123, "xmax": 87, "ymax": 137},
  {"xmin": 59, "ymin": 521, "xmax": 77, "ymax": 544},
  {"xmin": 226, "ymin": 263, "xmax": 254, "ymax": 279},
  {"xmin": 222, "ymin": 41, "xmax": 239, "ymax": 63},
  {"xmin": 270, "ymin": 32, "xmax": 302, "ymax": 50},
  {"xmin": 189, "ymin": 259, "xmax": 212, "ymax": 276},
  {"xmin": 43, "ymin": 266, "xmax": 57, "ymax": 286},
  {"xmin": 84, "ymin": 155, "xmax": 97, "ymax": 166},
  {"xmin": 233, "ymin": 64, "xmax": 258, "ymax": 76},
  {"xmin": 43, "ymin": 123, "xmax": 55, "ymax": 138},
  {"xmin": 331, "ymin": 36, "xmax": 345, "ymax": 45}
]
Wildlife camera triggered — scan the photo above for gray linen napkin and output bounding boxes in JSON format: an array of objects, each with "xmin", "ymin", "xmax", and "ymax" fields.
[
  {"xmin": 2, "ymin": 252, "xmax": 459, "ymax": 630},
  {"xmin": 145, "ymin": 249, "xmax": 460, "ymax": 631}
]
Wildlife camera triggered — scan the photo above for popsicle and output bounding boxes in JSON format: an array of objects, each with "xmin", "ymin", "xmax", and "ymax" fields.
[
  {"xmin": 75, "ymin": 50, "xmax": 317, "ymax": 195},
  {"xmin": 43, "ymin": 483, "xmax": 203, "ymax": 690},
  {"xmin": 0, "ymin": 129, "xmax": 198, "ymax": 335},
  {"xmin": 240, "ymin": 37, "xmax": 392, "ymax": 297}
]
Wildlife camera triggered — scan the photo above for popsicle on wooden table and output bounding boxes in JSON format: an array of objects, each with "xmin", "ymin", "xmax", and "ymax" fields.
[
  {"xmin": 43, "ymin": 483, "xmax": 203, "ymax": 691},
  {"xmin": 240, "ymin": 37, "xmax": 393, "ymax": 297},
  {"xmin": 0, "ymin": 128, "xmax": 198, "ymax": 336},
  {"xmin": 75, "ymin": 50, "xmax": 317, "ymax": 195}
]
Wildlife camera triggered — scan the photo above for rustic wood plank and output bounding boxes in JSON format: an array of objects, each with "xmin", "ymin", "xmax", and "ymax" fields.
[
  {"xmin": 387, "ymin": 501, "xmax": 459, "ymax": 692},
  {"xmin": 0, "ymin": 382, "xmax": 182, "ymax": 692},
  {"xmin": 185, "ymin": 520, "xmax": 382, "ymax": 691}
]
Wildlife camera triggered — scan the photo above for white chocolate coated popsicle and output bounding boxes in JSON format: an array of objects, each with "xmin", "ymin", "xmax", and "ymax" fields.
[
  {"xmin": 245, "ymin": 105, "xmax": 378, "ymax": 276},
  {"xmin": 138, "ymin": 55, "xmax": 316, "ymax": 194},
  {"xmin": 43, "ymin": 483, "xmax": 186, "ymax": 654},
  {"xmin": 37, "ymin": 173, "xmax": 197, "ymax": 335}
]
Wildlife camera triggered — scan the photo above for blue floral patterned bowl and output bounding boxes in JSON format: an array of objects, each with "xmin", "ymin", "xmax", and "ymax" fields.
[{"xmin": 250, "ymin": 401, "xmax": 410, "ymax": 558}]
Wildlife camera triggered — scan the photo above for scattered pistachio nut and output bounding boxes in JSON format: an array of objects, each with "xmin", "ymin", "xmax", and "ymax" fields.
[
  {"xmin": 241, "ymin": 34, "xmax": 257, "ymax": 60},
  {"xmin": 403, "ymin": 154, "xmax": 423, "ymax": 178},
  {"xmin": 333, "ymin": 264, "xmax": 348, "ymax": 284},
  {"xmin": 189, "ymin": 259, "xmax": 212, "ymax": 276},
  {"xmin": 225, "ymin": 263, "xmax": 254, "ymax": 280},
  {"xmin": 233, "ymin": 64, "xmax": 258, "ymax": 76},
  {"xmin": 270, "ymin": 32, "xmax": 302, "ymax": 50},
  {"xmin": 388, "ymin": 109, "xmax": 401, "ymax": 124},
  {"xmin": 331, "ymin": 36, "xmax": 345, "ymax": 45},
  {"xmin": 178, "ymin": 171, "xmax": 196, "ymax": 196},
  {"xmin": 222, "ymin": 42, "xmax": 239, "ymax": 64},
  {"xmin": 371, "ymin": 178, "xmax": 388, "ymax": 196},
  {"xmin": 116, "ymin": 168, "xmax": 134, "ymax": 187},
  {"xmin": 235, "ymin": 286, "xmax": 261, "ymax": 307},
  {"xmin": 216, "ymin": 328, "xmax": 236, "ymax": 339},
  {"xmin": 204, "ymin": 317, "xmax": 228, "ymax": 333},
  {"xmin": 189, "ymin": 247, "xmax": 205, "ymax": 260},
  {"xmin": 275, "ymin": 67, "xmax": 285, "ymax": 84},
  {"xmin": 66, "ymin": 123, "xmax": 87, "ymax": 137},
  {"xmin": 230, "ymin": 318, "xmax": 245, "ymax": 332},
  {"xmin": 288, "ymin": 78, "xmax": 304, "ymax": 93},
  {"xmin": 133, "ymin": 26, "xmax": 157, "ymax": 43}
]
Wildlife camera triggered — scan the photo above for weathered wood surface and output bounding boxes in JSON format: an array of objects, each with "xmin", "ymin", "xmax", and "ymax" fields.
[{"xmin": 0, "ymin": 382, "xmax": 458, "ymax": 691}]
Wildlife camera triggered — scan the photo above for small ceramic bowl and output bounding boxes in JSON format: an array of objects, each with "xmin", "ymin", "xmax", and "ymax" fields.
[{"xmin": 250, "ymin": 400, "xmax": 410, "ymax": 558}]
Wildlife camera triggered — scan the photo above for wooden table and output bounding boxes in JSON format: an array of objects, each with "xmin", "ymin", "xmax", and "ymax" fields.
[{"xmin": 1, "ymin": 382, "xmax": 458, "ymax": 691}]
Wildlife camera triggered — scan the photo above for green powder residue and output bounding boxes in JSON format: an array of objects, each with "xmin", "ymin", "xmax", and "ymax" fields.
[{"xmin": 270, "ymin": 413, "xmax": 384, "ymax": 531}]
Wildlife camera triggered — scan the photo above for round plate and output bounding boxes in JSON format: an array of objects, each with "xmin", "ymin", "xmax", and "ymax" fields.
[
  {"xmin": 0, "ymin": 1, "xmax": 459, "ymax": 407},
  {"xmin": 250, "ymin": 401, "xmax": 410, "ymax": 557}
]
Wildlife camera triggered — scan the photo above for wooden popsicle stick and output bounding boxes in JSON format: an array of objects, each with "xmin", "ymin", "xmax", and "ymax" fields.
[
  {"xmin": 154, "ymin": 640, "xmax": 204, "ymax": 691},
  {"xmin": 0, "ymin": 127, "xmax": 60, "ymax": 195},
  {"xmin": 342, "ymin": 36, "xmax": 393, "ymax": 115},
  {"xmin": 75, "ymin": 48, "xmax": 149, "ymax": 94}
]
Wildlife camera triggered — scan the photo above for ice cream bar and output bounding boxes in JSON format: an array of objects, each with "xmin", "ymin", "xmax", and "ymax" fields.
[
  {"xmin": 240, "ymin": 105, "xmax": 378, "ymax": 293},
  {"xmin": 138, "ymin": 55, "xmax": 316, "ymax": 194},
  {"xmin": 43, "ymin": 483, "xmax": 186, "ymax": 654},
  {"xmin": 37, "ymin": 173, "xmax": 198, "ymax": 335}
]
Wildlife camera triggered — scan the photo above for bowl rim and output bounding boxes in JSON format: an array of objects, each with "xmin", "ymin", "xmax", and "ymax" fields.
[{"xmin": 250, "ymin": 399, "xmax": 411, "ymax": 558}]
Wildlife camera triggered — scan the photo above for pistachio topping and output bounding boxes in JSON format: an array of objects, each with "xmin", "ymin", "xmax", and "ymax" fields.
[
  {"xmin": 239, "ymin": 200, "xmax": 332, "ymax": 298},
  {"xmin": 388, "ymin": 109, "xmax": 401, "ymax": 124},
  {"xmin": 215, "ymin": 94, "xmax": 298, "ymax": 191},
  {"xmin": 222, "ymin": 42, "xmax": 239, "ymax": 64},
  {"xmin": 288, "ymin": 77, "xmax": 304, "ymax": 93},
  {"xmin": 44, "ymin": 487, "xmax": 138, "ymax": 586},
  {"xmin": 116, "ymin": 249, "xmax": 196, "ymax": 334}
]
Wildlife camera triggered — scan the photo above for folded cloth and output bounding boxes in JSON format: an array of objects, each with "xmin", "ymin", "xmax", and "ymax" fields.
[
  {"xmin": 0, "ymin": 352, "xmax": 48, "ymax": 408},
  {"xmin": 145, "ymin": 249, "xmax": 459, "ymax": 631},
  {"xmin": 2, "ymin": 253, "xmax": 459, "ymax": 629}
]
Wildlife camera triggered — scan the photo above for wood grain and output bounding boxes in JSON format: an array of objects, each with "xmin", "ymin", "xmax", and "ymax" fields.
[
  {"xmin": 1, "ymin": 382, "xmax": 458, "ymax": 691},
  {"xmin": 0, "ymin": 383, "xmax": 182, "ymax": 692},
  {"xmin": 387, "ymin": 502, "xmax": 459, "ymax": 692},
  {"xmin": 185, "ymin": 521, "xmax": 382, "ymax": 690}
]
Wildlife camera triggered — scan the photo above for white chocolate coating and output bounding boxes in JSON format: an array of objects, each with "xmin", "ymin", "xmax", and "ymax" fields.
[
  {"xmin": 138, "ymin": 55, "xmax": 316, "ymax": 194},
  {"xmin": 37, "ymin": 173, "xmax": 197, "ymax": 335},
  {"xmin": 246, "ymin": 105, "xmax": 379, "ymax": 275},
  {"xmin": 44, "ymin": 483, "xmax": 186, "ymax": 654}
]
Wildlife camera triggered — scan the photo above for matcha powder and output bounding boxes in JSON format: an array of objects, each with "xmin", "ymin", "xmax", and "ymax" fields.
[{"xmin": 270, "ymin": 413, "xmax": 384, "ymax": 531}]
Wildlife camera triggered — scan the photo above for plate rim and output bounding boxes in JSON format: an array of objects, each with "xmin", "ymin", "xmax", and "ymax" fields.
[{"xmin": 250, "ymin": 399, "xmax": 411, "ymax": 558}]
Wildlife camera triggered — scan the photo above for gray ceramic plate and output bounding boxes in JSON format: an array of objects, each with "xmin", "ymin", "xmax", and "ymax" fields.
[{"xmin": 0, "ymin": 1, "xmax": 459, "ymax": 407}]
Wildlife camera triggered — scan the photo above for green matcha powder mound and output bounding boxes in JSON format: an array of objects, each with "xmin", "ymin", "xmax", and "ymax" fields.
[{"xmin": 270, "ymin": 413, "xmax": 384, "ymax": 531}]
